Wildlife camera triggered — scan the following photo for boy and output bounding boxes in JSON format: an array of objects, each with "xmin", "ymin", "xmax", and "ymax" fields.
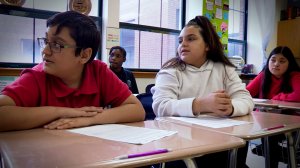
[
  {"xmin": 0, "ymin": 11, "xmax": 145, "ymax": 132},
  {"xmin": 109, "ymin": 46, "xmax": 139, "ymax": 94}
]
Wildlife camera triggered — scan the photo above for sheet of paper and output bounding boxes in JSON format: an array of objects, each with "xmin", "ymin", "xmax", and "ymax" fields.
[
  {"xmin": 169, "ymin": 115, "xmax": 251, "ymax": 128},
  {"xmin": 216, "ymin": 8, "xmax": 223, "ymax": 19},
  {"xmin": 253, "ymin": 98, "xmax": 269, "ymax": 102},
  {"xmin": 68, "ymin": 124, "xmax": 177, "ymax": 145}
]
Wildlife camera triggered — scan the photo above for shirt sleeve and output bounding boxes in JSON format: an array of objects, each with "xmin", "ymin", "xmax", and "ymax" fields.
[
  {"xmin": 151, "ymin": 69, "xmax": 194, "ymax": 117},
  {"xmin": 272, "ymin": 72, "xmax": 300, "ymax": 102},
  {"xmin": 246, "ymin": 72, "xmax": 263, "ymax": 98},
  {"xmin": 1, "ymin": 69, "xmax": 41, "ymax": 107},
  {"xmin": 225, "ymin": 66, "xmax": 254, "ymax": 117}
]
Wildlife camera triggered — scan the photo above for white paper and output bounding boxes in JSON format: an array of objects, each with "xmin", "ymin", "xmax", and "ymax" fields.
[
  {"xmin": 215, "ymin": 0, "xmax": 222, "ymax": 6},
  {"xmin": 253, "ymin": 98, "xmax": 268, "ymax": 102},
  {"xmin": 216, "ymin": 8, "xmax": 223, "ymax": 19},
  {"xmin": 68, "ymin": 124, "xmax": 177, "ymax": 145},
  {"xmin": 169, "ymin": 115, "xmax": 251, "ymax": 128},
  {"xmin": 206, "ymin": 1, "xmax": 214, "ymax": 11}
]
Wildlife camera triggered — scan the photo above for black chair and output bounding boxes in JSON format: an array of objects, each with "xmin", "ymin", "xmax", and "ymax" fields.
[
  {"xmin": 145, "ymin": 83, "xmax": 155, "ymax": 94},
  {"xmin": 136, "ymin": 92, "xmax": 156, "ymax": 120}
]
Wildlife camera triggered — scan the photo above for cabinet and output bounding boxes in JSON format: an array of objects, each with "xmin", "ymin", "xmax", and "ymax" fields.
[{"xmin": 277, "ymin": 19, "xmax": 300, "ymax": 58}]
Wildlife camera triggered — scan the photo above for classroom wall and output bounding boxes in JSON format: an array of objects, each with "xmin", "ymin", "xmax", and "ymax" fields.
[
  {"xmin": 246, "ymin": 0, "xmax": 263, "ymax": 74},
  {"xmin": 102, "ymin": 0, "xmax": 154, "ymax": 93},
  {"xmin": 247, "ymin": 0, "xmax": 287, "ymax": 74},
  {"xmin": 102, "ymin": 0, "xmax": 283, "ymax": 92}
]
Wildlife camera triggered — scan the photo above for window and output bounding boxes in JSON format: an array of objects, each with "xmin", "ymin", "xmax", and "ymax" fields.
[
  {"xmin": 228, "ymin": 0, "xmax": 248, "ymax": 61},
  {"xmin": 119, "ymin": 0, "xmax": 182, "ymax": 70},
  {"xmin": 0, "ymin": 1, "xmax": 102, "ymax": 68}
]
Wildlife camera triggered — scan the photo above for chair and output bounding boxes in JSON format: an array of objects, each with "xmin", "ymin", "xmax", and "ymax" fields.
[
  {"xmin": 136, "ymin": 93, "xmax": 156, "ymax": 120},
  {"xmin": 145, "ymin": 83, "xmax": 155, "ymax": 94}
]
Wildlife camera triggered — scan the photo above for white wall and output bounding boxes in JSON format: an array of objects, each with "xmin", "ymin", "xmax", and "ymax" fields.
[
  {"xmin": 247, "ymin": 0, "xmax": 264, "ymax": 74},
  {"xmin": 247, "ymin": 0, "xmax": 287, "ymax": 74},
  {"xmin": 186, "ymin": 0, "xmax": 203, "ymax": 23}
]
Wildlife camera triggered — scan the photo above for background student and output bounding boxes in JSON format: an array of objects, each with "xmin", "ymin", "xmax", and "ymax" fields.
[
  {"xmin": 109, "ymin": 46, "xmax": 139, "ymax": 94},
  {"xmin": 0, "ymin": 11, "xmax": 145, "ymax": 132},
  {"xmin": 247, "ymin": 46, "xmax": 300, "ymax": 102},
  {"xmin": 151, "ymin": 16, "xmax": 254, "ymax": 168},
  {"xmin": 246, "ymin": 46, "xmax": 300, "ymax": 167}
]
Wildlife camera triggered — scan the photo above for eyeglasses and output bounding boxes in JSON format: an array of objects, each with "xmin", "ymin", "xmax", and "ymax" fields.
[{"xmin": 37, "ymin": 37, "xmax": 80, "ymax": 53}]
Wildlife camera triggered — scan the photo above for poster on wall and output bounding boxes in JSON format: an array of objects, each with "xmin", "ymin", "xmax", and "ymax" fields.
[
  {"xmin": 106, "ymin": 27, "xmax": 120, "ymax": 49},
  {"xmin": 203, "ymin": 0, "xmax": 229, "ymax": 55}
]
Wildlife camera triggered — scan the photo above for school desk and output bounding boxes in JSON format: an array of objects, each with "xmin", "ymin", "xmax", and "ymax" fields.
[
  {"xmin": 0, "ymin": 120, "xmax": 245, "ymax": 168},
  {"xmin": 253, "ymin": 98, "xmax": 300, "ymax": 110},
  {"xmin": 160, "ymin": 112, "xmax": 300, "ymax": 168}
]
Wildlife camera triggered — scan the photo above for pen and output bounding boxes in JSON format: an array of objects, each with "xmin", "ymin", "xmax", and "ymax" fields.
[
  {"xmin": 262, "ymin": 124, "xmax": 285, "ymax": 131},
  {"xmin": 115, "ymin": 149, "xmax": 170, "ymax": 160}
]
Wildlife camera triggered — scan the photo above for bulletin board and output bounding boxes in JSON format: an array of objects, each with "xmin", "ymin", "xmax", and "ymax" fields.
[{"xmin": 203, "ymin": 0, "xmax": 229, "ymax": 55}]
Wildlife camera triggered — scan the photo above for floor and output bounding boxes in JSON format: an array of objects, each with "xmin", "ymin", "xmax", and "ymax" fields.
[{"xmin": 247, "ymin": 139, "xmax": 287, "ymax": 168}]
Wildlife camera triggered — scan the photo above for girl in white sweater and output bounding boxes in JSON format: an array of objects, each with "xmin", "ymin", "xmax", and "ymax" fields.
[{"xmin": 151, "ymin": 16, "xmax": 254, "ymax": 168}]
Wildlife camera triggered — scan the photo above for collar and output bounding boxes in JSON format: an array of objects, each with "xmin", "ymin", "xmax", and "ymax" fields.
[{"xmin": 186, "ymin": 60, "xmax": 212, "ymax": 72}]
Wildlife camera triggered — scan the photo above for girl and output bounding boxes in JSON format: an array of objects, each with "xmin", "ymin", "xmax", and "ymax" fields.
[
  {"xmin": 247, "ymin": 46, "xmax": 300, "ymax": 167},
  {"xmin": 151, "ymin": 16, "xmax": 253, "ymax": 168},
  {"xmin": 247, "ymin": 46, "xmax": 300, "ymax": 101}
]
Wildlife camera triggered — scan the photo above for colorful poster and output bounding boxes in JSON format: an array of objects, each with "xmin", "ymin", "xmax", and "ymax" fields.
[
  {"xmin": 203, "ymin": 0, "xmax": 229, "ymax": 55},
  {"xmin": 106, "ymin": 27, "xmax": 120, "ymax": 49}
]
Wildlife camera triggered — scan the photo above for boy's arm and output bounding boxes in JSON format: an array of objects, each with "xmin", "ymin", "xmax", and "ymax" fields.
[
  {"xmin": 0, "ymin": 95, "xmax": 101, "ymax": 132},
  {"xmin": 93, "ymin": 94, "xmax": 145, "ymax": 123},
  {"xmin": 44, "ymin": 95, "xmax": 146, "ymax": 129}
]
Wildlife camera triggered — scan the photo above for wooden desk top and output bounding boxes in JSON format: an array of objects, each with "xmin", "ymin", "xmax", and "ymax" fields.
[
  {"xmin": 0, "ymin": 120, "xmax": 245, "ymax": 168},
  {"xmin": 253, "ymin": 98, "xmax": 300, "ymax": 110},
  {"xmin": 162, "ymin": 112, "xmax": 300, "ymax": 140}
]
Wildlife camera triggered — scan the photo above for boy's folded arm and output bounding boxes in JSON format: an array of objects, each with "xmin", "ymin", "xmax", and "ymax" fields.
[
  {"xmin": 0, "ymin": 95, "xmax": 101, "ymax": 132},
  {"xmin": 90, "ymin": 95, "xmax": 145, "ymax": 125}
]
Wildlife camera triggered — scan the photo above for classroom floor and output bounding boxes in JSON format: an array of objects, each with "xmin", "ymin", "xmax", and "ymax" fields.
[{"xmin": 247, "ymin": 139, "xmax": 287, "ymax": 168}]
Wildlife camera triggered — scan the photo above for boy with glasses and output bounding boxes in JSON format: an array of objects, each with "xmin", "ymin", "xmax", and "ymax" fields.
[{"xmin": 0, "ymin": 11, "xmax": 145, "ymax": 131}]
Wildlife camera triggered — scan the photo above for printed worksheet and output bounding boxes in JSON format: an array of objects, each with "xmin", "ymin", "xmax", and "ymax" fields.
[
  {"xmin": 168, "ymin": 115, "xmax": 251, "ymax": 128},
  {"xmin": 68, "ymin": 124, "xmax": 177, "ymax": 145}
]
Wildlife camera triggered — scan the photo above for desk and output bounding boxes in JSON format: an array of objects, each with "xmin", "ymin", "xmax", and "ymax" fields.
[
  {"xmin": 253, "ymin": 98, "xmax": 300, "ymax": 110},
  {"xmin": 162, "ymin": 112, "xmax": 300, "ymax": 168},
  {"xmin": 0, "ymin": 120, "xmax": 245, "ymax": 168}
]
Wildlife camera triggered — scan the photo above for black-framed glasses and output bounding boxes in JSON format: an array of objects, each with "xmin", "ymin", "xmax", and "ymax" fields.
[{"xmin": 37, "ymin": 37, "xmax": 80, "ymax": 53}]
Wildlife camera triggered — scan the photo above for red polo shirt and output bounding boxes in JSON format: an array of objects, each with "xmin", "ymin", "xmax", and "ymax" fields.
[{"xmin": 2, "ymin": 60, "xmax": 131, "ymax": 107}]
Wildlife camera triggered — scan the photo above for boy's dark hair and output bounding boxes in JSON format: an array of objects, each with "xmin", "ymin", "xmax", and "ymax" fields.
[
  {"xmin": 261, "ymin": 46, "xmax": 300, "ymax": 98},
  {"xmin": 162, "ymin": 16, "xmax": 234, "ymax": 70},
  {"xmin": 47, "ymin": 11, "xmax": 100, "ymax": 63},
  {"xmin": 109, "ymin": 46, "xmax": 127, "ymax": 58}
]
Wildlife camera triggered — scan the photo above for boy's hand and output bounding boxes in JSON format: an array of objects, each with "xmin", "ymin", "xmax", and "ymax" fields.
[
  {"xmin": 44, "ymin": 117, "xmax": 93, "ymax": 129},
  {"xmin": 57, "ymin": 106, "xmax": 103, "ymax": 118}
]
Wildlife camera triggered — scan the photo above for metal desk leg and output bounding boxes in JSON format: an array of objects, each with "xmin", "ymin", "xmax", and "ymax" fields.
[
  {"xmin": 228, "ymin": 148, "xmax": 238, "ymax": 168},
  {"xmin": 183, "ymin": 158, "xmax": 198, "ymax": 168},
  {"xmin": 286, "ymin": 132, "xmax": 297, "ymax": 168},
  {"xmin": 295, "ymin": 130, "xmax": 300, "ymax": 150},
  {"xmin": 0, "ymin": 153, "xmax": 3, "ymax": 168},
  {"xmin": 263, "ymin": 137, "xmax": 270, "ymax": 168}
]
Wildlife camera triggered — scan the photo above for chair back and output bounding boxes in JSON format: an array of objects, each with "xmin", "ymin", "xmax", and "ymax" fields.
[
  {"xmin": 145, "ymin": 84, "xmax": 155, "ymax": 93},
  {"xmin": 136, "ymin": 93, "xmax": 156, "ymax": 120}
]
